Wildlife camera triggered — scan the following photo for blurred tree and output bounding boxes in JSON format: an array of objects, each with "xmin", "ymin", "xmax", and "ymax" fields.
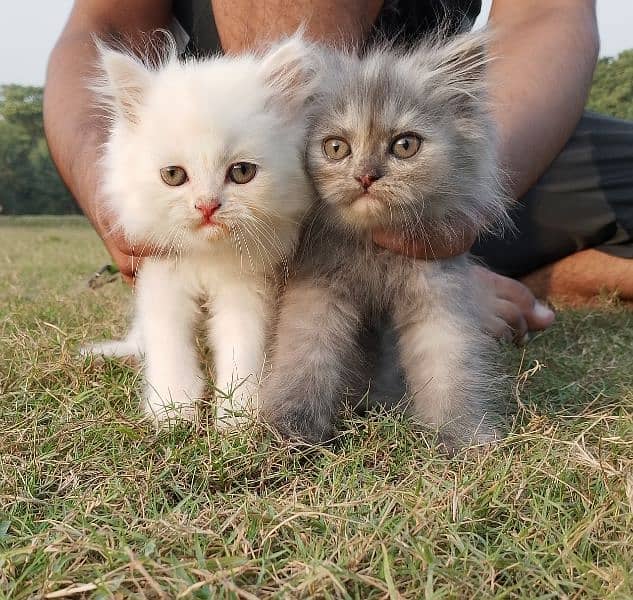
[
  {"xmin": 0, "ymin": 84, "xmax": 78, "ymax": 215},
  {"xmin": 1, "ymin": 85, "xmax": 45, "ymax": 138},
  {"xmin": 587, "ymin": 50, "xmax": 633, "ymax": 121}
]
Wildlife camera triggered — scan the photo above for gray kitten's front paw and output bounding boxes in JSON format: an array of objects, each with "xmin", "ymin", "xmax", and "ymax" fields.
[
  {"xmin": 266, "ymin": 405, "xmax": 338, "ymax": 446},
  {"xmin": 438, "ymin": 420, "xmax": 503, "ymax": 455}
]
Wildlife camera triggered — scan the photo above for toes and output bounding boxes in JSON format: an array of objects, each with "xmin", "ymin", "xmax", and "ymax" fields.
[
  {"xmin": 474, "ymin": 267, "xmax": 555, "ymax": 335},
  {"xmin": 495, "ymin": 278, "xmax": 555, "ymax": 331},
  {"xmin": 494, "ymin": 299, "xmax": 528, "ymax": 343},
  {"xmin": 484, "ymin": 316, "xmax": 513, "ymax": 342},
  {"xmin": 525, "ymin": 300, "xmax": 555, "ymax": 331},
  {"xmin": 483, "ymin": 304, "xmax": 527, "ymax": 344}
]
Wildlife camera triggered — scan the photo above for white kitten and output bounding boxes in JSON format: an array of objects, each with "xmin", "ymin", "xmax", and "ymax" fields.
[{"xmin": 84, "ymin": 36, "xmax": 317, "ymax": 427}]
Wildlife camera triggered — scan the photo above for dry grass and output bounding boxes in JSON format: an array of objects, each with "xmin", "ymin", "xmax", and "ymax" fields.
[{"xmin": 1, "ymin": 216, "xmax": 632, "ymax": 599}]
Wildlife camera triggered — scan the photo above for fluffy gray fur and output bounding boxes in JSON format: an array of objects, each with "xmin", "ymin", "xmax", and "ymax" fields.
[{"xmin": 261, "ymin": 30, "xmax": 510, "ymax": 451}]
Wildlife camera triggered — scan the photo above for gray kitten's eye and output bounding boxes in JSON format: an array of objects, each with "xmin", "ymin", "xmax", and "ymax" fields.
[
  {"xmin": 323, "ymin": 138, "xmax": 351, "ymax": 160},
  {"xmin": 228, "ymin": 162, "xmax": 257, "ymax": 184},
  {"xmin": 390, "ymin": 134, "xmax": 421, "ymax": 159},
  {"xmin": 160, "ymin": 166, "xmax": 188, "ymax": 186}
]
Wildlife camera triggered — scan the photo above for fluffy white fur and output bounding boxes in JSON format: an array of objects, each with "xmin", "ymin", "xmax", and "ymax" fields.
[{"xmin": 84, "ymin": 36, "xmax": 317, "ymax": 427}]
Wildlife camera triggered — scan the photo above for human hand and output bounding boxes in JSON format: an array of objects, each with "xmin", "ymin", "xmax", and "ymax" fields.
[
  {"xmin": 372, "ymin": 226, "xmax": 477, "ymax": 259},
  {"xmin": 372, "ymin": 226, "xmax": 555, "ymax": 342},
  {"xmin": 473, "ymin": 266, "xmax": 555, "ymax": 343},
  {"xmin": 96, "ymin": 210, "xmax": 160, "ymax": 284}
]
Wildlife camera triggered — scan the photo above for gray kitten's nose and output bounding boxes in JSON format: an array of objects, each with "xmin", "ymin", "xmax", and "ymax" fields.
[{"xmin": 355, "ymin": 170, "xmax": 382, "ymax": 190}]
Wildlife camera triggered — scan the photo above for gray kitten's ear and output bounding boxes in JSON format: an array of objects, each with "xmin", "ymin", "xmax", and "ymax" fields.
[
  {"xmin": 94, "ymin": 42, "xmax": 152, "ymax": 125},
  {"xmin": 432, "ymin": 29, "xmax": 491, "ymax": 86},
  {"xmin": 258, "ymin": 32, "xmax": 320, "ymax": 116}
]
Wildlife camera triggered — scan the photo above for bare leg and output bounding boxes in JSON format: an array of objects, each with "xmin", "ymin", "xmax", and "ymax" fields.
[
  {"xmin": 261, "ymin": 281, "xmax": 362, "ymax": 444},
  {"xmin": 521, "ymin": 248, "xmax": 633, "ymax": 306}
]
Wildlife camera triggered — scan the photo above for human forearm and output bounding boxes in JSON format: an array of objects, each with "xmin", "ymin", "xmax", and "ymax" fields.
[
  {"xmin": 44, "ymin": 33, "xmax": 105, "ymax": 226},
  {"xmin": 488, "ymin": 0, "xmax": 599, "ymax": 199},
  {"xmin": 43, "ymin": 1, "xmax": 172, "ymax": 277},
  {"xmin": 375, "ymin": 1, "xmax": 599, "ymax": 258},
  {"xmin": 44, "ymin": 2, "xmax": 172, "ymax": 224},
  {"xmin": 211, "ymin": 0, "xmax": 383, "ymax": 53}
]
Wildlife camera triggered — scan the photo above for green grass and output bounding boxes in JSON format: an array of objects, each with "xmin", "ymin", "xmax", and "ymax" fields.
[{"xmin": 1, "ymin": 215, "xmax": 632, "ymax": 599}]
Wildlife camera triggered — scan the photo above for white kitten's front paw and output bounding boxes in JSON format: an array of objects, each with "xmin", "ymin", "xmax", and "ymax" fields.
[
  {"xmin": 215, "ymin": 406, "xmax": 251, "ymax": 430},
  {"xmin": 143, "ymin": 390, "xmax": 198, "ymax": 427}
]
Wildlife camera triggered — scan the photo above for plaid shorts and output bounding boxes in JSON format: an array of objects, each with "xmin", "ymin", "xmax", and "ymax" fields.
[{"xmin": 473, "ymin": 112, "xmax": 633, "ymax": 276}]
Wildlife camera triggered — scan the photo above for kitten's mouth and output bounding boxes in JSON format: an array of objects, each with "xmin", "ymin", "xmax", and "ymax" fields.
[
  {"xmin": 344, "ymin": 192, "xmax": 387, "ymax": 225},
  {"xmin": 195, "ymin": 219, "xmax": 229, "ymax": 237},
  {"xmin": 352, "ymin": 191, "xmax": 381, "ymax": 204}
]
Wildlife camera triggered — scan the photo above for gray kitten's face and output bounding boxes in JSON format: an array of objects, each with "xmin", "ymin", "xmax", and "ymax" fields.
[{"xmin": 307, "ymin": 40, "xmax": 504, "ymax": 237}]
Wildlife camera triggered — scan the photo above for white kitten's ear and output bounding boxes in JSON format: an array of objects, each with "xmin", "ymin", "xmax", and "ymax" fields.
[
  {"xmin": 258, "ymin": 32, "xmax": 320, "ymax": 117},
  {"xmin": 95, "ymin": 42, "xmax": 152, "ymax": 125}
]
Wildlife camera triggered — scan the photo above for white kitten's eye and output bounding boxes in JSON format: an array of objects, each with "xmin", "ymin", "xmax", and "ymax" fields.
[
  {"xmin": 160, "ymin": 166, "xmax": 188, "ymax": 186},
  {"xmin": 228, "ymin": 162, "xmax": 257, "ymax": 184},
  {"xmin": 323, "ymin": 138, "xmax": 351, "ymax": 160},
  {"xmin": 390, "ymin": 134, "xmax": 421, "ymax": 159}
]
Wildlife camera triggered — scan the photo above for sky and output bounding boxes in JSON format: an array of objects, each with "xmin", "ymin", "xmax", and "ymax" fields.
[{"xmin": 0, "ymin": 1, "xmax": 631, "ymax": 86}]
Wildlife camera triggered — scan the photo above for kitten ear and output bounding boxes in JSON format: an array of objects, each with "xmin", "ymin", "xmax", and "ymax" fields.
[
  {"xmin": 94, "ymin": 41, "xmax": 152, "ymax": 125},
  {"xmin": 432, "ymin": 29, "xmax": 491, "ymax": 87},
  {"xmin": 258, "ymin": 32, "xmax": 320, "ymax": 117}
]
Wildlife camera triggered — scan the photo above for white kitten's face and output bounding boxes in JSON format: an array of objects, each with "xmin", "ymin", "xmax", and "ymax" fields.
[{"xmin": 99, "ymin": 40, "xmax": 315, "ymax": 256}]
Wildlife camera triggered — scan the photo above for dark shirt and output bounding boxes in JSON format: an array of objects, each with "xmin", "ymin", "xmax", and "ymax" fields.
[{"xmin": 173, "ymin": 0, "xmax": 481, "ymax": 55}]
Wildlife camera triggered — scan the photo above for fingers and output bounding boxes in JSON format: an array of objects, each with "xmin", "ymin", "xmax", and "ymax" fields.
[
  {"xmin": 93, "ymin": 201, "xmax": 160, "ymax": 283},
  {"xmin": 493, "ymin": 299, "xmax": 528, "ymax": 341},
  {"xmin": 525, "ymin": 300, "xmax": 556, "ymax": 331},
  {"xmin": 473, "ymin": 266, "xmax": 555, "ymax": 343},
  {"xmin": 116, "ymin": 251, "xmax": 142, "ymax": 281},
  {"xmin": 372, "ymin": 227, "xmax": 476, "ymax": 259},
  {"xmin": 121, "ymin": 273, "xmax": 135, "ymax": 285},
  {"xmin": 103, "ymin": 236, "xmax": 143, "ymax": 283},
  {"xmin": 491, "ymin": 274, "xmax": 555, "ymax": 331}
]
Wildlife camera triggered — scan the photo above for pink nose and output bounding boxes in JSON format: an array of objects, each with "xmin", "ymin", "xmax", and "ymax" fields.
[
  {"xmin": 356, "ymin": 172, "xmax": 381, "ymax": 189},
  {"xmin": 195, "ymin": 201, "xmax": 221, "ymax": 221}
]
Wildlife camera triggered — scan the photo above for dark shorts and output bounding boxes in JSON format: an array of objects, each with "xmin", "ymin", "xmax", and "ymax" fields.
[{"xmin": 472, "ymin": 111, "xmax": 633, "ymax": 277}]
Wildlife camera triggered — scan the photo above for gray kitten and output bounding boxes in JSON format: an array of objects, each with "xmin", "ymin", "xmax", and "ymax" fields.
[{"xmin": 261, "ymin": 31, "xmax": 510, "ymax": 451}]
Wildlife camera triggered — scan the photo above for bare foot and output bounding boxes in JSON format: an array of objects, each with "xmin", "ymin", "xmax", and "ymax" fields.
[{"xmin": 473, "ymin": 266, "xmax": 556, "ymax": 343}]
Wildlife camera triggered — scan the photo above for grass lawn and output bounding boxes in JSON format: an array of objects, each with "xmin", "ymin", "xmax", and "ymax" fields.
[{"xmin": 1, "ymin": 216, "xmax": 632, "ymax": 599}]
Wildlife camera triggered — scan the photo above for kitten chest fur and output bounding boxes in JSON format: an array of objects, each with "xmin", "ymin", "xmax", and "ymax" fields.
[{"xmin": 297, "ymin": 215, "xmax": 473, "ymax": 318}]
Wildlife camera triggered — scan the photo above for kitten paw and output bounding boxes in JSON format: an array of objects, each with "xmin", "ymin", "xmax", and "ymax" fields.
[
  {"xmin": 143, "ymin": 393, "xmax": 198, "ymax": 427},
  {"xmin": 439, "ymin": 424, "xmax": 502, "ymax": 455},
  {"xmin": 265, "ymin": 409, "xmax": 337, "ymax": 446},
  {"xmin": 215, "ymin": 408, "xmax": 251, "ymax": 430}
]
